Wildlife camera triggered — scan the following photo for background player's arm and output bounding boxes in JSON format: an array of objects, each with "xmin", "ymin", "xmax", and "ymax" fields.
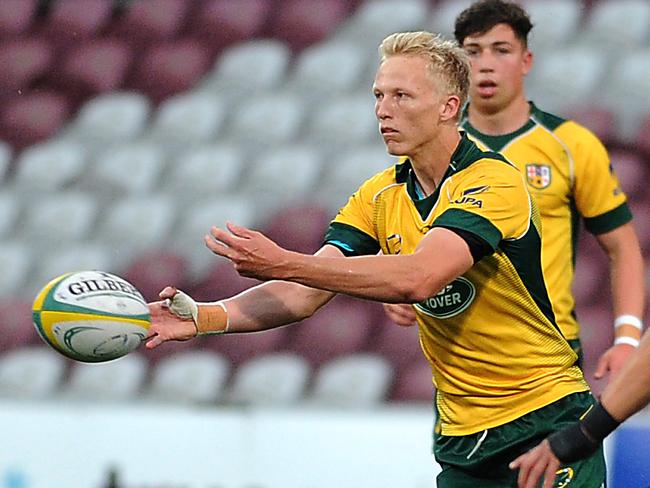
[
  {"xmin": 146, "ymin": 245, "xmax": 339, "ymax": 347},
  {"xmin": 207, "ymin": 222, "xmax": 474, "ymax": 304},
  {"xmin": 593, "ymin": 221, "xmax": 646, "ymax": 379},
  {"xmin": 511, "ymin": 330, "xmax": 650, "ymax": 488}
]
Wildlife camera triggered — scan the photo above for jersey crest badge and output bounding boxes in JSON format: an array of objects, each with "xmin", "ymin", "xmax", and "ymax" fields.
[{"xmin": 526, "ymin": 164, "xmax": 551, "ymax": 189}]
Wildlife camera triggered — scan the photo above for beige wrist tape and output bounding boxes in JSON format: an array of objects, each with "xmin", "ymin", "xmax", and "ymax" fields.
[
  {"xmin": 167, "ymin": 290, "xmax": 229, "ymax": 335},
  {"xmin": 196, "ymin": 302, "xmax": 229, "ymax": 335}
]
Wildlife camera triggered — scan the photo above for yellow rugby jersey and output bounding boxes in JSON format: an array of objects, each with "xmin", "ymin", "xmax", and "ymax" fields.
[
  {"xmin": 324, "ymin": 135, "xmax": 588, "ymax": 436},
  {"xmin": 461, "ymin": 103, "xmax": 632, "ymax": 341}
]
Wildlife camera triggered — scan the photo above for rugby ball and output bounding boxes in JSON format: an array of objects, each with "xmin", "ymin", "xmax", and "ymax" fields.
[{"xmin": 32, "ymin": 271, "xmax": 151, "ymax": 363}]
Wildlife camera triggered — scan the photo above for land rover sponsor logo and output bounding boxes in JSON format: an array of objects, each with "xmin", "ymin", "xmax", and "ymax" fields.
[{"xmin": 414, "ymin": 276, "xmax": 476, "ymax": 318}]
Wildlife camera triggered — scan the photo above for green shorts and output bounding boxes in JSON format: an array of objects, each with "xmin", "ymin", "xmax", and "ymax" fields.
[{"xmin": 433, "ymin": 391, "xmax": 606, "ymax": 487}]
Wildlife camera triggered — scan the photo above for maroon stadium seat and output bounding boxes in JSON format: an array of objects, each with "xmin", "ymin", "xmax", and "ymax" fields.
[
  {"xmin": 0, "ymin": 92, "xmax": 69, "ymax": 149},
  {"xmin": 389, "ymin": 360, "xmax": 433, "ymax": 403},
  {"xmin": 53, "ymin": 39, "xmax": 133, "ymax": 99},
  {"xmin": 370, "ymin": 315, "xmax": 422, "ymax": 371},
  {"xmin": 42, "ymin": 0, "xmax": 114, "ymax": 45},
  {"xmin": 128, "ymin": 39, "xmax": 211, "ymax": 102},
  {"xmin": 572, "ymin": 245, "xmax": 608, "ymax": 308},
  {"xmin": 122, "ymin": 250, "xmax": 189, "ymax": 302},
  {"xmin": 262, "ymin": 203, "xmax": 331, "ymax": 254},
  {"xmin": 287, "ymin": 296, "xmax": 375, "ymax": 366},
  {"xmin": 208, "ymin": 327, "xmax": 290, "ymax": 366},
  {"xmin": 0, "ymin": 0, "xmax": 38, "ymax": 38},
  {"xmin": 629, "ymin": 200, "xmax": 650, "ymax": 255},
  {"xmin": 268, "ymin": 0, "xmax": 349, "ymax": 51},
  {"xmin": 575, "ymin": 302, "xmax": 613, "ymax": 396},
  {"xmin": 0, "ymin": 38, "xmax": 53, "ymax": 91},
  {"xmin": 0, "ymin": 298, "xmax": 37, "ymax": 352},
  {"xmin": 609, "ymin": 148, "xmax": 647, "ymax": 202},
  {"xmin": 633, "ymin": 113, "xmax": 650, "ymax": 157},
  {"xmin": 109, "ymin": 0, "xmax": 191, "ymax": 46},
  {"xmin": 190, "ymin": 0, "xmax": 273, "ymax": 54},
  {"xmin": 187, "ymin": 259, "xmax": 261, "ymax": 303}
]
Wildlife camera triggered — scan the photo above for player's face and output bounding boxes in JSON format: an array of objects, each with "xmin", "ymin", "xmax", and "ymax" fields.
[
  {"xmin": 462, "ymin": 23, "xmax": 532, "ymax": 114},
  {"xmin": 373, "ymin": 55, "xmax": 447, "ymax": 157}
]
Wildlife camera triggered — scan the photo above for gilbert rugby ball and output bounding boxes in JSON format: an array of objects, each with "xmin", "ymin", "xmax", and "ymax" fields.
[{"xmin": 32, "ymin": 270, "xmax": 151, "ymax": 363}]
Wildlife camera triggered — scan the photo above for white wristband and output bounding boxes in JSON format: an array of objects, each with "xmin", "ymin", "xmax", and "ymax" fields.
[
  {"xmin": 614, "ymin": 315, "xmax": 643, "ymax": 331},
  {"xmin": 614, "ymin": 336, "xmax": 640, "ymax": 348}
]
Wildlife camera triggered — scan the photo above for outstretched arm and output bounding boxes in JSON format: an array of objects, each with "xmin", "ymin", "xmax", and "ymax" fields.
[
  {"xmin": 593, "ymin": 222, "xmax": 646, "ymax": 380},
  {"xmin": 145, "ymin": 245, "xmax": 341, "ymax": 348},
  {"xmin": 205, "ymin": 222, "xmax": 474, "ymax": 304}
]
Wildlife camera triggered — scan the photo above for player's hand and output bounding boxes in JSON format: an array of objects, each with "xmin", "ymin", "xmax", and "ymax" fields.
[
  {"xmin": 509, "ymin": 439, "xmax": 560, "ymax": 488},
  {"xmin": 145, "ymin": 286, "xmax": 198, "ymax": 349},
  {"xmin": 594, "ymin": 343, "xmax": 636, "ymax": 380},
  {"xmin": 205, "ymin": 222, "xmax": 289, "ymax": 280},
  {"xmin": 383, "ymin": 303, "xmax": 417, "ymax": 327}
]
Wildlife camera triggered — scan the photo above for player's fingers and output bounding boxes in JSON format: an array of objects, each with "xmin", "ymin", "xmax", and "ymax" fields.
[
  {"xmin": 593, "ymin": 355, "xmax": 609, "ymax": 379},
  {"xmin": 226, "ymin": 221, "xmax": 253, "ymax": 238},
  {"xmin": 159, "ymin": 286, "xmax": 178, "ymax": 300},
  {"xmin": 204, "ymin": 233, "xmax": 236, "ymax": 258},
  {"xmin": 543, "ymin": 462, "xmax": 559, "ymax": 488},
  {"xmin": 523, "ymin": 459, "xmax": 547, "ymax": 488}
]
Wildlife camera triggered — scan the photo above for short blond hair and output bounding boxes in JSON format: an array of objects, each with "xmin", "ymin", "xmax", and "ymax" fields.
[{"xmin": 379, "ymin": 31, "xmax": 470, "ymax": 116}]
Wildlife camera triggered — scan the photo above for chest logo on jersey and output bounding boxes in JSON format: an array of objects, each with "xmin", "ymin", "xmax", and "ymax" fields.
[
  {"xmin": 526, "ymin": 163, "xmax": 552, "ymax": 189},
  {"xmin": 414, "ymin": 276, "xmax": 476, "ymax": 319}
]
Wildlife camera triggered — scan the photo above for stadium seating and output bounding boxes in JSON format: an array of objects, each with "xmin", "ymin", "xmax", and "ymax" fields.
[
  {"xmin": 108, "ymin": 0, "xmax": 191, "ymax": 46},
  {"xmin": 370, "ymin": 317, "xmax": 423, "ymax": 371},
  {"xmin": 288, "ymin": 296, "xmax": 376, "ymax": 366},
  {"xmin": 189, "ymin": 0, "xmax": 273, "ymax": 55},
  {"xmin": 268, "ymin": 0, "xmax": 350, "ymax": 52},
  {"xmin": 87, "ymin": 142, "xmax": 166, "ymax": 195},
  {"xmin": 0, "ymin": 298, "xmax": 35, "ymax": 352},
  {"xmin": 122, "ymin": 249, "xmax": 188, "ymax": 302},
  {"xmin": 63, "ymin": 92, "xmax": 151, "ymax": 145},
  {"xmin": 338, "ymin": 0, "xmax": 430, "ymax": 48},
  {"xmin": 0, "ymin": 92, "xmax": 70, "ymax": 149},
  {"xmin": 0, "ymin": 347, "xmax": 67, "ymax": 399},
  {"xmin": 262, "ymin": 203, "xmax": 332, "ymax": 255},
  {"xmin": 288, "ymin": 40, "xmax": 372, "ymax": 97},
  {"xmin": 144, "ymin": 350, "xmax": 231, "ymax": 404},
  {"xmin": 305, "ymin": 354, "xmax": 393, "ymax": 407},
  {"xmin": 244, "ymin": 146, "xmax": 325, "ymax": 207},
  {"xmin": 523, "ymin": 0, "xmax": 583, "ymax": 50},
  {"xmin": 227, "ymin": 352, "xmax": 311, "ymax": 406},
  {"xmin": 51, "ymin": 39, "xmax": 134, "ymax": 100},
  {"xmin": 199, "ymin": 39, "xmax": 291, "ymax": 97},
  {"xmin": 0, "ymin": 0, "xmax": 648, "ymax": 410},
  {"xmin": 390, "ymin": 361, "xmax": 434, "ymax": 403},
  {"xmin": 162, "ymin": 143, "xmax": 246, "ymax": 199},
  {"xmin": 0, "ymin": 0, "xmax": 38, "ymax": 38},
  {"xmin": 13, "ymin": 140, "xmax": 87, "ymax": 190},
  {"xmin": 145, "ymin": 92, "xmax": 228, "ymax": 145},
  {"xmin": 0, "ymin": 37, "xmax": 53, "ymax": 92},
  {"xmin": 127, "ymin": 40, "xmax": 211, "ymax": 102},
  {"xmin": 306, "ymin": 94, "xmax": 379, "ymax": 145},
  {"xmin": 62, "ymin": 353, "xmax": 148, "ymax": 401},
  {"xmin": 576, "ymin": 0, "xmax": 650, "ymax": 52},
  {"xmin": 209, "ymin": 327, "xmax": 290, "ymax": 367},
  {"xmin": 41, "ymin": 0, "xmax": 114, "ymax": 46},
  {"xmin": 92, "ymin": 195, "xmax": 177, "ymax": 269}
]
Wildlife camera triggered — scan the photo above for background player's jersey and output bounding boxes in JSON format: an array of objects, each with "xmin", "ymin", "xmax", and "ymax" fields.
[
  {"xmin": 324, "ymin": 135, "xmax": 588, "ymax": 436},
  {"xmin": 461, "ymin": 103, "xmax": 632, "ymax": 340}
]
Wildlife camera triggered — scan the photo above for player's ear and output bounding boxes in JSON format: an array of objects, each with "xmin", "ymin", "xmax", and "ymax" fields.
[
  {"xmin": 440, "ymin": 94, "xmax": 461, "ymax": 123},
  {"xmin": 522, "ymin": 49, "xmax": 533, "ymax": 76}
]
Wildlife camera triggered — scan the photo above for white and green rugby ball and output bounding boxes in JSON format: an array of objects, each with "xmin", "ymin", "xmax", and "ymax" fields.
[{"xmin": 32, "ymin": 271, "xmax": 151, "ymax": 363}]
